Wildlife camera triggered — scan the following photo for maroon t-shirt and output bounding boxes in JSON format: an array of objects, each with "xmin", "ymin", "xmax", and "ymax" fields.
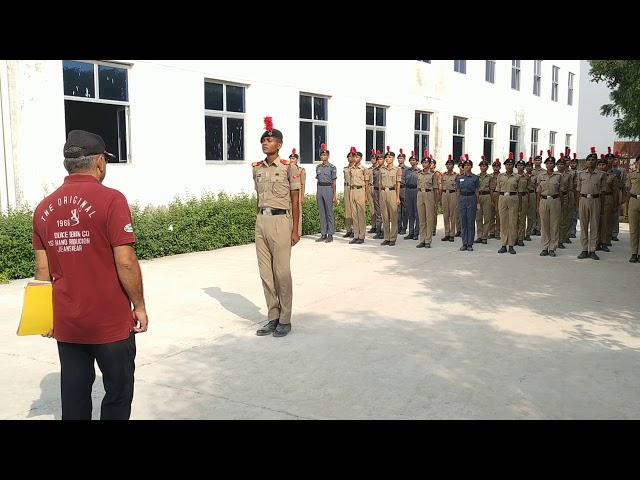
[{"xmin": 32, "ymin": 175, "xmax": 136, "ymax": 344}]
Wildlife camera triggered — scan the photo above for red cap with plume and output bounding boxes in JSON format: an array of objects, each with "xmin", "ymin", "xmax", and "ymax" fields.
[
  {"xmin": 291, "ymin": 148, "xmax": 296, "ymax": 155},
  {"xmin": 573, "ymin": 153, "xmax": 577, "ymax": 159},
  {"xmin": 447, "ymin": 154, "xmax": 452, "ymax": 161},
  {"xmin": 320, "ymin": 143, "xmax": 327, "ymax": 152},
  {"xmin": 566, "ymin": 148, "xmax": 571, "ymax": 156},
  {"xmin": 547, "ymin": 150, "xmax": 552, "ymax": 157},
  {"xmin": 264, "ymin": 116, "xmax": 273, "ymax": 133},
  {"xmin": 423, "ymin": 149, "xmax": 429, "ymax": 158},
  {"xmin": 519, "ymin": 152, "xmax": 524, "ymax": 160},
  {"xmin": 350, "ymin": 146, "xmax": 356, "ymax": 154},
  {"xmin": 508, "ymin": 152, "xmax": 514, "ymax": 160},
  {"xmin": 591, "ymin": 146, "xmax": 596, "ymax": 154},
  {"xmin": 399, "ymin": 148, "xmax": 403, "ymax": 155}
]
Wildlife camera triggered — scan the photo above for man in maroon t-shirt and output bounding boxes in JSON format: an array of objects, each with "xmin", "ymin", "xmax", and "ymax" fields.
[{"xmin": 32, "ymin": 130, "xmax": 148, "ymax": 420}]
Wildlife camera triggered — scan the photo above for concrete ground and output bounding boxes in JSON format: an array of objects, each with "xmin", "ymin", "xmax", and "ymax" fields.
[{"xmin": 1, "ymin": 217, "xmax": 639, "ymax": 420}]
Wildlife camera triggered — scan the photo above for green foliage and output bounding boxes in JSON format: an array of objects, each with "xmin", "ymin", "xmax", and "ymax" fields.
[
  {"xmin": 589, "ymin": 60, "xmax": 640, "ymax": 139},
  {"xmin": 0, "ymin": 208, "xmax": 35, "ymax": 280}
]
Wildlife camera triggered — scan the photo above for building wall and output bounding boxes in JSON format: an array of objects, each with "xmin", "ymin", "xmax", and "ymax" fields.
[{"xmin": 2, "ymin": 60, "xmax": 580, "ymax": 210}]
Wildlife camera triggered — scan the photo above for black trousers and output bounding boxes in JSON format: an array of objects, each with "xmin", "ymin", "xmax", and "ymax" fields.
[{"xmin": 57, "ymin": 333, "xmax": 136, "ymax": 420}]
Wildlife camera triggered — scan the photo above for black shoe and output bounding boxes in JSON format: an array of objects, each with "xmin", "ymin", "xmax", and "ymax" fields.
[
  {"xmin": 605, "ymin": 242, "xmax": 612, "ymax": 247},
  {"xmin": 326, "ymin": 235, "xmax": 333, "ymax": 243},
  {"xmin": 272, "ymin": 323, "xmax": 291, "ymax": 337},
  {"xmin": 455, "ymin": 232, "xmax": 462, "ymax": 237},
  {"xmin": 508, "ymin": 246, "xmax": 516, "ymax": 254},
  {"xmin": 569, "ymin": 234, "xmax": 576, "ymax": 238},
  {"xmin": 474, "ymin": 238, "xmax": 482, "ymax": 244},
  {"xmin": 256, "ymin": 319, "xmax": 278, "ymax": 336},
  {"xmin": 381, "ymin": 240, "xmax": 390, "ymax": 246},
  {"xmin": 356, "ymin": 239, "xmax": 364, "ymax": 244},
  {"xmin": 596, "ymin": 245, "xmax": 603, "ymax": 251},
  {"xmin": 374, "ymin": 233, "xmax": 384, "ymax": 239},
  {"xmin": 565, "ymin": 239, "xmax": 572, "ymax": 244},
  {"xmin": 348, "ymin": 231, "xmax": 355, "ymax": 238},
  {"xmin": 399, "ymin": 230, "xmax": 407, "ymax": 235},
  {"xmin": 460, "ymin": 245, "xmax": 467, "ymax": 251},
  {"xmin": 612, "ymin": 237, "xmax": 619, "ymax": 241},
  {"xmin": 489, "ymin": 234, "xmax": 496, "ymax": 239},
  {"xmin": 467, "ymin": 246, "xmax": 474, "ymax": 252},
  {"xmin": 558, "ymin": 243, "xmax": 565, "ymax": 249},
  {"xmin": 449, "ymin": 237, "xmax": 454, "ymax": 242},
  {"xmin": 482, "ymin": 239, "xmax": 487, "ymax": 244},
  {"xmin": 404, "ymin": 234, "xmax": 413, "ymax": 240},
  {"xmin": 432, "ymin": 231, "xmax": 436, "ymax": 236},
  {"xmin": 315, "ymin": 235, "xmax": 327, "ymax": 242},
  {"xmin": 425, "ymin": 243, "xmax": 431, "ymax": 248},
  {"xmin": 589, "ymin": 252, "xmax": 600, "ymax": 260},
  {"xmin": 496, "ymin": 235, "xmax": 501, "ymax": 240},
  {"xmin": 416, "ymin": 242, "xmax": 426, "ymax": 248},
  {"xmin": 540, "ymin": 249, "xmax": 549, "ymax": 256},
  {"xmin": 441, "ymin": 236, "xmax": 450, "ymax": 241},
  {"xmin": 549, "ymin": 250, "xmax": 556, "ymax": 257},
  {"xmin": 601, "ymin": 245, "xmax": 610, "ymax": 252},
  {"xmin": 388, "ymin": 241, "xmax": 396, "ymax": 246},
  {"xmin": 413, "ymin": 235, "xmax": 419, "ymax": 240},
  {"xmin": 629, "ymin": 254, "xmax": 638, "ymax": 263},
  {"xmin": 525, "ymin": 235, "xmax": 532, "ymax": 241},
  {"xmin": 368, "ymin": 228, "xmax": 377, "ymax": 233},
  {"xmin": 349, "ymin": 238, "xmax": 359, "ymax": 244},
  {"xmin": 517, "ymin": 241, "xmax": 525, "ymax": 247},
  {"xmin": 342, "ymin": 232, "xmax": 351, "ymax": 238},
  {"xmin": 577, "ymin": 251, "xmax": 589, "ymax": 259},
  {"xmin": 498, "ymin": 246, "xmax": 507, "ymax": 254}
]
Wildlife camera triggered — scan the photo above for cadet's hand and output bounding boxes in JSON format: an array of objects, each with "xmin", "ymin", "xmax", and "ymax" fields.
[
  {"xmin": 41, "ymin": 329, "xmax": 54, "ymax": 338},
  {"xmin": 332, "ymin": 195, "xmax": 337, "ymax": 205},
  {"xmin": 291, "ymin": 231, "xmax": 300, "ymax": 246},
  {"xmin": 477, "ymin": 204, "xmax": 480, "ymax": 211},
  {"xmin": 396, "ymin": 198, "xmax": 401, "ymax": 206},
  {"xmin": 133, "ymin": 308, "xmax": 148, "ymax": 333}
]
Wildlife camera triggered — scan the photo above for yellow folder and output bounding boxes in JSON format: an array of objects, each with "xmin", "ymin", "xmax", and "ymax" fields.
[{"xmin": 17, "ymin": 280, "xmax": 53, "ymax": 336}]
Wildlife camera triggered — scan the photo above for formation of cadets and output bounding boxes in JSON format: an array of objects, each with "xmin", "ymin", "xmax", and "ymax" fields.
[{"xmin": 302, "ymin": 143, "xmax": 640, "ymax": 262}]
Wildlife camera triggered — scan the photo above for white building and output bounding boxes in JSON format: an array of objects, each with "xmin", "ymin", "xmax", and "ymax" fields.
[{"xmin": 0, "ymin": 60, "xmax": 580, "ymax": 213}]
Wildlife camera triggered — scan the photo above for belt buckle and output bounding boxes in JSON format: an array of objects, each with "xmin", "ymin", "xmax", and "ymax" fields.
[
  {"xmin": 587, "ymin": 194, "xmax": 592, "ymax": 199},
  {"xmin": 504, "ymin": 192, "xmax": 510, "ymax": 196},
  {"xmin": 263, "ymin": 207, "xmax": 273, "ymax": 215}
]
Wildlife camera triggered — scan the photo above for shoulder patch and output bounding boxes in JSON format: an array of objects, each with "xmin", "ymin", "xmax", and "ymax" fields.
[
  {"xmin": 252, "ymin": 161, "xmax": 262, "ymax": 167},
  {"xmin": 280, "ymin": 159, "xmax": 290, "ymax": 166}
]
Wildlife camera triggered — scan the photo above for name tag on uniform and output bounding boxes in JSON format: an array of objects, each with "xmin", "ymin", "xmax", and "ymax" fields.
[{"xmin": 460, "ymin": 178, "xmax": 465, "ymax": 182}]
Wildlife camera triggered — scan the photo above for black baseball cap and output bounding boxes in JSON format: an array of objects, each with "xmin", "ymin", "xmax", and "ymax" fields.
[{"xmin": 63, "ymin": 130, "xmax": 116, "ymax": 160}]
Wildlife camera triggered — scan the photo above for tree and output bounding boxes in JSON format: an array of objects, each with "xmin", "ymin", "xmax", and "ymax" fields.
[{"xmin": 589, "ymin": 60, "xmax": 640, "ymax": 140}]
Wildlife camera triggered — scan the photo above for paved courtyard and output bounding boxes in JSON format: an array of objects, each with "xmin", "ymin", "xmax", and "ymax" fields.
[{"xmin": 1, "ymin": 218, "xmax": 639, "ymax": 419}]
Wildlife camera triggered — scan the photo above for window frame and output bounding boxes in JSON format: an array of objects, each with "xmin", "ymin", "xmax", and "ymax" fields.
[
  {"xmin": 204, "ymin": 79, "xmax": 247, "ymax": 163},
  {"xmin": 299, "ymin": 93, "xmax": 329, "ymax": 164}
]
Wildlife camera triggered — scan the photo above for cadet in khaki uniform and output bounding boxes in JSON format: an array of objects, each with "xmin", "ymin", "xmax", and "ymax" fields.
[
  {"xmin": 577, "ymin": 147, "xmax": 607, "ymax": 260},
  {"xmin": 371, "ymin": 152, "xmax": 384, "ymax": 239},
  {"xmin": 515, "ymin": 153, "xmax": 529, "ymax": 247},
  {"xmin": 342, "ymin": 149, "xmax": 355, "ymax": 238},
  {"xmin": 314, "ymin": 144, "xmax": 337, "ymax": 243},
  {"xmin": 568, "ymin": 152, "xmax": 579, "ymax": 240},
  {"xmin": 536, "ymin": 152, "xmax": 562, "ymax": 257},
  {"xmin": 625, "ymin": 160, "xmax": 640, "ymax": 263},
  {"xmin": 611, "ymin": 152, "xmax": 625, "ymax": 242},
  {"xmin": 556, "ymin": 154, "xmax": 571, "ymax": 249},
  {"xmin": 525, "ymin": 158, "xmax": 535, "ymax": 241},
  {"xmin": 289, "ymin": 148, "xmax": 306, "ymax": 238},
  {"xmin": 497, "ymin": 153, "xmax": 520, "ymax": 254},
  {"xmin": 489, "ymin": 159, "xmax": 501, "ymax": 239},
  {"xmin": 430, "ymin": 155, "xmax": 440, "ymax": 237},
  {"xmin": 474, "ymin": 157, "xmax": 492, "ymax": 244},
  {"xmin": 404, "ymin": 151, "xmax": 420, "ymax": 240},
  {"xmin": 253, "ymin": 117, "xmax": 301, "ymax": 338},
  {"xmin": 366, "ymin": 150, "xmax": 376, "ymax": 234},
  {"xmin": 530, "ymin": 152, "xmax": 544, "ymax": 235},
  {"xmin": 597, "ymin": 155, "xmax": 617, "ymax": 252},
  {"xmin": 349, "ymin": 151, "xmax": 369, "ymax": 244},
  {"xmin": 379, "ymin": 149, "xmax": 402, "ymax": 246},
  {"xmin": 440, "ymin": 155, "xmax": 458, "ymax": 242},
  {"xmin": 416, "ymin": 156, "xmax": 438, "ymax": 248}
]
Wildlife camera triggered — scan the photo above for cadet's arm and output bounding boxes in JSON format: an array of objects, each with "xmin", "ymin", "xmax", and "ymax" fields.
[
  {"xmin": 332, "ymin": 179, "xmax": 337, "ymax": 203},
  {"xmin": 290, "ymin": 189, "xmax": 300, "ymax": 241}
]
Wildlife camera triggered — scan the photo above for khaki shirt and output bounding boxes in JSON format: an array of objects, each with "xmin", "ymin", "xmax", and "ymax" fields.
[
  {"xmin": 490, "ymin": 174, "xmax": 499, "ymax": 192},
  {"xmin": 253, "ymin": 157, "xmax": 301, "ymax": 210},
  {"xmin": 530, "ymin": 167, "xmax": 543, "ymax": 191},
  {"xmin": 441, "ymin": 172, "xmax": 458, "ymax": 191},
  {"xmin": 398, "ymin": 164, "xmax": 408, "ymax": 186},
  {"xmin": 559, "ymin": 171, "xmax": 571, "ymax": 194},
  {"xmin": 626, "ymin": 171, "xmax": 640, "ymax": 195},
  {"xmin": 380, "ymin": 164, "xmax": 402, "ymax": 188},
  {"xmin": 343, "ymin": 166, "xmax": 351, "ymax": 187},
  {"xmin": 478, "ymin": 173, "xmax": 492, "ymax": 192},
  {"xmin": 577, "ymin": 169, "xmax": 607, "ymax": 195},
  {"xmin": 417, "ymin": 170, "xmax": 438, "ymax": 190},
  {"xmin": 349, "ymin": 165, "xmax": 369, "ymax": 187},
  {"xmin": 603, "ymin": 172, "xmax": 617, "ymax": 194},
  {"xmin": 568, "ymin": 169, "xmax": 578, "ymax": 192},
  {"xmin": 537, "ymin": 172, "xmax": 561, "ymax": 196},
  {"xmin": 497, "ymin": 173, "xmax": 520, "ymax": 193},
  {"xmin": 517, "ymin": 174, "xmax": 530, "ymax": 193}
]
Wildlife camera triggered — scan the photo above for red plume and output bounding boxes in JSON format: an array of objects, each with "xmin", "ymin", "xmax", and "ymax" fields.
[
  {"xmin": 608, "ymin": 146, "xmax": 612, "ymax": 154},
  {"xmin": 529, "ymin": 156, "xmax": 533, "ymax": 162},
  {"xmin": 566, "ymin": 148, "xmax": 571, "ymax": 155},
  {"xmin": 399, "ymin": 148, "xmax": 403, "ymax": 155},
  {"xmin": 291, "ymin": 148, "xmax": 296, "ymax": 155},
  {"xmin": 459, "ymin": 155, "xmax": 465, "ymax": 161},
  {"xmin": 447, "ymin": 154, "xmax": 452, "ymax": 160},
  {"xmin": 411, "ymin": 150, "xmax": 415, "ymax": 157},
  {"xmin": 429, "ymin": 154, "xmax": 433, "ymax": 160},
  {"xmin": 371, "ymin": 149, "xmax": 375, "ymax": 155},
  {"xmin": 519, "ymin": 152, "xmax": 524, "ymax": 160},
  {"xmin": 481, "ymin": 155, "xmax": 485, "ymax": 160},
  {"xmin": 600, "ymin": 154, "xmax": 605, "ymax": 159},
  {"xmin": 263, "ymin": 116, "xmax": 273, "ymax": 132},
  {"xmin": 350, "ymin": 146, "xmax": 356, "ymax": 154},
  {"xmin": 508, "ymin": 152, "xmax": 514, "ymax": 160},
  {"xmin": 321, "ymin": 143, "xmax": 326, "ymax": 151},
  {"xmin": 376, "ymin": 149, "xmax": 380, "ymax": 155},
  {"xmin": 424, "ymin": 149, "xmax": 429, "ymax": 158},
  {"xmin": 539, "ymin": 150, "xmax": 543, "ymax": 156},
  {"xmin": 614, "ymin": 151, "xmax": 619, "ymax": 157},
  {"xmin": 560, "ymin": 153, "xmax": 564, "ymax": 159},
  {"xmin": 591, "ymin": 146, "xmax": 596, "ymax": 154},
  {"xmin": 386, "ymin": 146, "xmax": 390, "ymax": 153},
  {"xmin": 573, "ymin": 153, "xmax": 577, "ymax": 159},
  {"xmin": 465, "ymin": 153, "xmax": 469, "ymax": 161},
  {"xmin": 547, "ymin": 150, "xmax": 552, "ymax": 157}
]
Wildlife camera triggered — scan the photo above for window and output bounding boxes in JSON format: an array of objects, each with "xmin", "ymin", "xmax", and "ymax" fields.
[
  {"xmin": 509, "ymin": 125, "xmax": 520, "ymax": 157},
  {"xmin": 454, "ymin": 60, "xmax": 466, "ymax": 74},
  {"xmin": 204, "ymin": 81, "xmax": 246, "ymax": 161},
  {"xmin": 485, "ymin": 60, "xmax": 495, "ymax": 83},
  {"xmin": 552, "ymin": 66, "xmax": 559, "ymax": 102},
  {"xmin": 413, "ymin": 112, "xmax": 431, "ymax": 159},
  {"xmin": 549, "ymin": 131, "xmax": 556, "ymax": 155},
  {"xmin": 452, "ymin": 116, "xmax": 465, "ymax": 163},
  {"xmin": 63, "ymin": 60, "xmax": 130, "ymax": 163},
  {"xmin": 565, "ymin": 134, "xmax": 571, "ymax": 155},
  {"xmin": 366, "ymin": 105, "xmax": 386, "ymax": 160},
  {"xmin": 299, "ymin": 94, "xmax": 328, "ymax": 164},
  {"xmin": 533, "ymin": 60, "xmax": 542, "ymax": 96},
  {"xmin": 531, "ymin": 128, "xmax": 539, "ymax": 158},
  {"xmin": 511, "ymin": 60, "xmax": 521, "ymax": 90},
  {"xmin": 568, "ymin": 72, "xmax": 574, "ymax": 105},
  {"xmin": 418, "ymin": 60, "xmax": 431, "ymax": 64},
  {"xmin": 483, "ymin": 122, "xmax": 495, "ymax": 161}
]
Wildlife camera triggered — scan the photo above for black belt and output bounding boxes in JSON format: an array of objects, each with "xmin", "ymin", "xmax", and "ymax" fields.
[
  {"xmin": 406, "ymin": 186, "xmax": 417, "ymax": 189},
  {"xmin": 460, "ymin": 191, "xmax": 475, "ymax": 196},
  {"xmin": 418, "ymin": 188, "xmax": 433, "ymax": 192},
  {"xmin": 351, "ymin": 185, "xmax": 363, "ymax": 189},
  {"xmin": 630, "ymin": 193, "xmax": 639, "ymax": 199},
  {"xmin": 541, "ymin": 194, "xmax": 559, "ymax": 199},
  {"xmin": 381, "ymin": 187, "xmax": 396, "ymax": 191},
  {"xmin": 479, "ymin": 190, "xmax": 491, "ymax": 195},
  {"xmin": 260, "ymin": 208, "xmax": 287, "ymax": 215},
  {"xmin": 444, "ymin": 189, "xmax": 456, "ymax": 193},
  {"xmin": 603, "ymin": 192, "xmax": 612, "ymax": 195},
  {"xmin": 499, "ymin": 192, "xmax": 517, "ymax": 196},
  {"xmin": 519, "ymin": 192, "xmax": 528, "ymax": 196},
  {"xmin": 529, "ymin": 190, "xmax": 535, "ymax": 193},
  {"xmin": 318, "ymin": 182, "xmax": 332, "ymax": 186},
  {"xmin": 373, "ymin": 187, "xmax": 380, "ymax": 190},
  {"xmin": 581, "ymin": 194, "xmax": 600, "ymax": 199}
]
